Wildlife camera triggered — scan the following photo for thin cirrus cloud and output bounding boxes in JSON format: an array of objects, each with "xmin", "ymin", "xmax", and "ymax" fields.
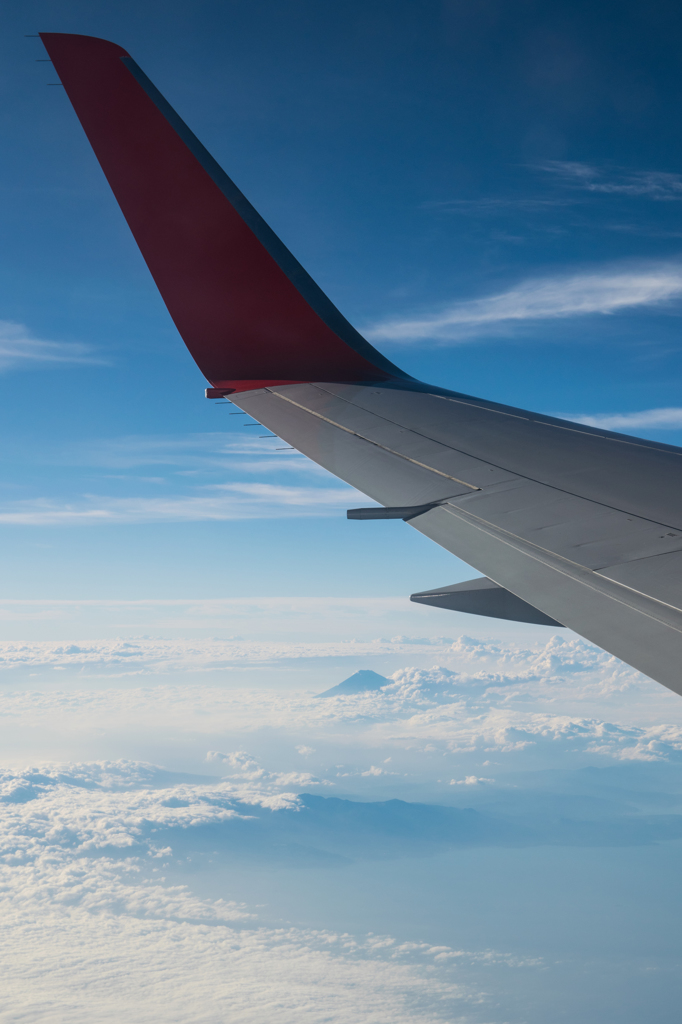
[
  {"xmin": 66, "ymin": 433, "xmax": 278, "ymax": 468},
  {"xmin": 63, "ymin": 432, "xmax": 326, "ymax": 474},
  {"xmin": 539, "ymin": 161, "xmax": 682, "ymax": 200},
  {"xmin": 0, "ymin": 320, "xmax": 101, "ymax": 370},
  {"xmin": 365, "ymin": 263, "xmax": 682, "ymax": 343},
  {"xmin": 0, "ymin": 482, "xmax": 366, "ymax": 526}
]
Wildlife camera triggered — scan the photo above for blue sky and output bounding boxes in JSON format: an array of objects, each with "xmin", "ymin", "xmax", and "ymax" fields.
[{"xmin": 2, "ymin": 2, "xmax": 682, "ymax": 1022}]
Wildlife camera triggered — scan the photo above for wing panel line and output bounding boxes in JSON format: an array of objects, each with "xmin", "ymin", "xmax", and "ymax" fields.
[
  {"xmin": 268, "ymin": 388, "xmax": 481, "ymax": 490},
  {"xmin": 306, "ymin": 384, "xmax": 682, "ymax": 533}
]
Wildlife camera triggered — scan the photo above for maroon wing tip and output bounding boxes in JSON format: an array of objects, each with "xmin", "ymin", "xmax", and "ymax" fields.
[
  {"xmin": 39, "ymin": 33, "xmax": 405, "ymax": 393},
  {"xmin": 40, "ymin": 33, "xmax": 131, "ymax": 60}
]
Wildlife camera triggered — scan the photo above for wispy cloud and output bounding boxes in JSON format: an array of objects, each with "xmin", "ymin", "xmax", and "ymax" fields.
[
  {"xmin": 366, "ymin": 263, "xmax": 682, "ymax": 342},
  {"xmin": 0, "ymin": 482, "xmax": 365, "ymax": 526},
  {"xmin": 67, "ymin": 433, "xmax": 279, "ymax": 468},
  {"xmin": 540, "ymin": 161, "xmax": 682, "ymax": 201},
  {"xmin": 60, "ymin": 433, "xmax": 327, "ymax": 475},
  {"xmin": 422, "ymin": 197, "xmax": 571, "ymax": 212},
  {"xmin": 205, "ymin": 749, "xmax": 329, "ymax": 788},
  {"xmin": 568, "ymin": 407, "xmax": 682, "ymax": 431},
  {"xmin": 0, "ymin": 320, "xmax": 101, "ymax": 370}
]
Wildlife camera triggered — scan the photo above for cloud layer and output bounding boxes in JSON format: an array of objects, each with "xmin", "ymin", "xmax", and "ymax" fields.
[
  {"xmin": 0, "ymin": 758, "xmax": 542, "ymax": 1024},
  {"xmin": 2, "ymin": 631, "xmax": 681, "ymax": 1022},
  {"xmin": 0, "ymin": 634, "xmax": 679, "ymax": 769}
]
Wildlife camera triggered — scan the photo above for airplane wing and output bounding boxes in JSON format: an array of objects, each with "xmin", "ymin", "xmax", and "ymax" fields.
[{"xmin": 40, "ymin": 33, "xmax": 682, "ymax": 695}]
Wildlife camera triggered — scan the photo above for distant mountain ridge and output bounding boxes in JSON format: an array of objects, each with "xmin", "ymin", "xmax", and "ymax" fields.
[{"xmin": 315, "ymin": 669, "xmax": 390, "ymax": 698}]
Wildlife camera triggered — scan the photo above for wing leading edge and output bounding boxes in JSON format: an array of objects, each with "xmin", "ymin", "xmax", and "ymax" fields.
[{"xmin": 41, "ymin": 33, "xmax": 682, "ymax": 695}]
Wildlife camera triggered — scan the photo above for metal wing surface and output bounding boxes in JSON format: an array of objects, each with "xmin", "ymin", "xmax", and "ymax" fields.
[{"xmin": 41, "ymin": 33, "xmax": 682, "ymax": 695}]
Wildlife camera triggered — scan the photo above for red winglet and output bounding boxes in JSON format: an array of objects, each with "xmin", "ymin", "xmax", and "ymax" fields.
[{"xmin": 40, "ymin": 33, "xmax": 409, "ymax": 393}]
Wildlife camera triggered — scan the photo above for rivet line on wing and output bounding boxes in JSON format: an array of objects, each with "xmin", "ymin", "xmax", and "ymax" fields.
[
  {"xmin": 309, "ymin": 386, "xmax": 682, "ymax": 531},
  {"xmin": 428, "ymin": 393, "xmax": 531, "ymax": 421},
  {"xmin": 269, "ymin": 390, "xmax": 481, "ymax": 490},
  {"xmin": 431, "ymin": 392, "xmax": 682, "ymax": 457}
]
